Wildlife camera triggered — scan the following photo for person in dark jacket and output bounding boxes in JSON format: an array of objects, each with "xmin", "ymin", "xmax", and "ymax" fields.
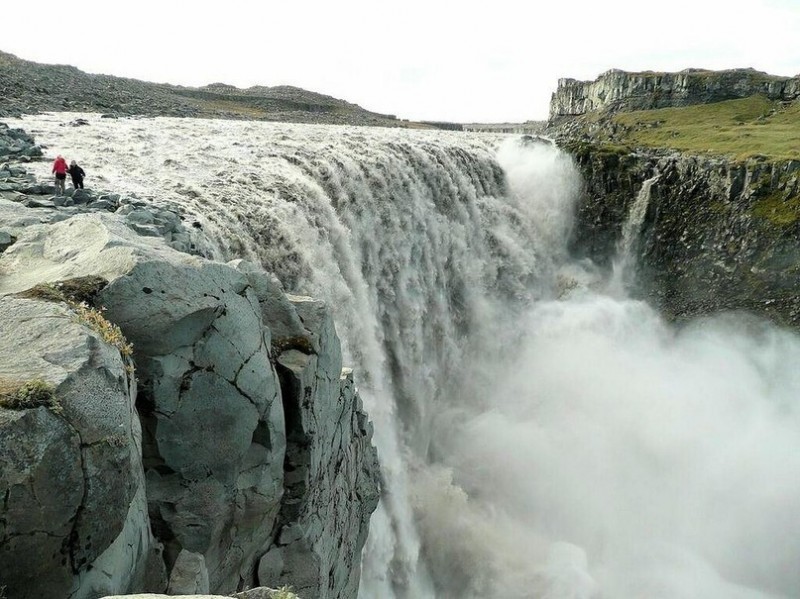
[{"xmin": 68, "ymin": 160, "xmax": 85, "ymax": 190}]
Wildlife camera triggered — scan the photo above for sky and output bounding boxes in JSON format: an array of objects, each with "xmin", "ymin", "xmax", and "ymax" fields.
[{"xmin": 3, "ymin": 0, "xmax": 800, "ymax": 123}]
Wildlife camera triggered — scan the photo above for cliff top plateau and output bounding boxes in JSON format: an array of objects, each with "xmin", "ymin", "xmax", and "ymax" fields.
[{"xmin": 548, "ymin": 68, "xmax": 800, "ymax": 162}]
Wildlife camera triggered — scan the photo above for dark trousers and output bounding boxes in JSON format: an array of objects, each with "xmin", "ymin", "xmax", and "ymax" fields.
[{"xmin": 71, "ymin": 177, "xmax": 84, "ymax": 189}]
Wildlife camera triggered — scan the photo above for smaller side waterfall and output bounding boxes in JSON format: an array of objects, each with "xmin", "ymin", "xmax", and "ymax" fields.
[{"xmin": 609, "ymin": 173, "xmax": 659, "ymax": 294}]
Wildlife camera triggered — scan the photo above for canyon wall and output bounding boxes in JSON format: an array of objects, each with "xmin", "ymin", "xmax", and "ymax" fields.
[
  {"xmin": 550, "ymin": 68, "xmax": 800, "ymax": 119},
  {"xmin": 566, "ymin": 142, "xmax": 800, "ymax": 328}
]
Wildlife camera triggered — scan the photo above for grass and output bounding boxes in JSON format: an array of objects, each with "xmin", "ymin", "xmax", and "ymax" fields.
[
  {"xmin": 612, "ymin": 95, "xmax": 800, "ymax": 161},
  {"xmin": 0, "ymin": 378, "xmax": 59, "ymax": 412},
  {"xmin": 17, "ymin": 279, "xmax": 134, "ymax": 361},
  {"xmin": 70, "ymin": 301, "xmax": 134, "ymax": 358},
  {"xmin": 270, "ymin": 587, "xmax": 300, "ymax": 599},
  {"xmin": 751, "ymin": 191, "xmax": 800, "ymax": 227}
]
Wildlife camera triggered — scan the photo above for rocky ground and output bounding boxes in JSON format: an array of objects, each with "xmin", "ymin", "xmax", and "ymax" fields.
[{"xmin": 0, "ymin": 50, "xmax": 404, "ymax": 127}]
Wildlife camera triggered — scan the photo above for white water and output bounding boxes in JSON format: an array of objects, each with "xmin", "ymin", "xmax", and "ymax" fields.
[
  {"xmin": 609, "ymin": 173, "xmax": 659, "ymax": 295},
  {"xmin": 10, "ymin": 114, "xmax": 800, "ymax": 599}
]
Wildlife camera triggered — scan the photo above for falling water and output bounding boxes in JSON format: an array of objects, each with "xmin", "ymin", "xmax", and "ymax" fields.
[
  {"xmin": 10, "ymin": 113, "xmax": 800, "ymax": 599},
  {"xmin": 609, "ymin": 173, "xmax": 659, "ymax": 294}
]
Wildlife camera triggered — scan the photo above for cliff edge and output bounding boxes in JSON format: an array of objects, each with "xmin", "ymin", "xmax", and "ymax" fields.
[
  {"xmin": 550, "ymin": 67, "xmax": 800, "ymax": 120},
  {"xmin": 0, "ymin": 128, "xmax": 380, "ymax": 599}
]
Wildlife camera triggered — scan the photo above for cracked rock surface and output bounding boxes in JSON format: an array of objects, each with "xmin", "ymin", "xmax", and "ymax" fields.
[
  {"xmin": 0, "ymin": 178, "xmax": 379, "ymax": 597},
  {"xmin": 0, "ymin": 297, "xmax": 163, "ymax": 599}
]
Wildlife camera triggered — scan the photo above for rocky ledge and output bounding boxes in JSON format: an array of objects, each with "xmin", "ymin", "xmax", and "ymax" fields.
[
  {"xmin": 550, "ymin": 68, "xmax": 800, "ymax": 120},
  {"xmin": 0, "ymin": 134, "xmax": 380, "ymax": 599}
]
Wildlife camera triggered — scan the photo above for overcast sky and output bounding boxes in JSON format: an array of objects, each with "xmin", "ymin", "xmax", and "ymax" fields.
[{"xmin": 4, "ymin": 0, "xmax": 799, "ymax": 122}]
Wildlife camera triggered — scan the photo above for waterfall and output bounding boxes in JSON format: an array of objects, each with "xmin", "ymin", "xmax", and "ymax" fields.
[
  {"xmin": 609, "ymin": 173, "xmax": 659, "ymax": 294},
  {"xmin": 12, "ymin": 114, "xmax": 800, "ymax": 599}
]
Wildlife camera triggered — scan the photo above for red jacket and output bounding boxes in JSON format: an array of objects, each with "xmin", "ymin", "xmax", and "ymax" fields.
[{"xmin": 52, "ymin": 157, "xmax": 68, "ymax": 175}]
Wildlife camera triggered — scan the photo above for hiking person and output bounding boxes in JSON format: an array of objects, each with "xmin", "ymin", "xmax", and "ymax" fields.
[
  {"xmin": 52, "ymin": 155, "xmax": 68, "ymax": 196},
  {"xmin": 68, "ymin": 160, "xmax": 85, "ymax": 190}
]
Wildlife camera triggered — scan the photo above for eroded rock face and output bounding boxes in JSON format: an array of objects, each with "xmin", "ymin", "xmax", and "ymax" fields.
[
  {"xmin": 0, "ymin": 208, "xmax": 380, "ymax": 597},
  {"xmin": 263, "ymin": 296, "xmax": 381, "ymax": 599},
  {"xmin": 567, "ymin": 145, "xmax": 800, "ymax": 327},
  {"xmin": 0, "ymin": 297, "xmax": 163, "ymax": 599},
  {"xmin": 98, "ymin": 256, "xmax": 286, "ymax": 591},
  {"xmin": 550, "ymin": 68, "xmax": 800, "ymax": 119}
]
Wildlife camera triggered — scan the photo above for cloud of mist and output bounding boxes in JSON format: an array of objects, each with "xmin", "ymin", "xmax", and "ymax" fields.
[
  {"xmin": 409, "ymin": 140, "xmax": 800, "ymax": 599},
  {"xmin": 418, "ymin": 291, "xmax": 800, "ymax": 598}
]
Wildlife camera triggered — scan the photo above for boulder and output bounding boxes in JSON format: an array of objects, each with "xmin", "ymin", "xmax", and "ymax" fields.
[
  {"xmin": 0, "ymin": 296, "xmax": 163, "ymax": 599},
  {"xmin": 167, "ymin": 550, "xmax": 210, "ymax": 595}
]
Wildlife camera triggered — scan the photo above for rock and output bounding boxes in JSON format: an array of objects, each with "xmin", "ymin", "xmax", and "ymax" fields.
[
  {"xmin": 550, "ymin": 67, "xmax": 800, "ymax": 119},
  {"xmin": 98, "ymin": 254, "xmax": 287, "ymax": 591},
  {"xmin": 23, "ymin": 197, "xmax": 55, "ymax": 208},
  {"xmin": 258, "ymin": 549, "xmax": 285, "ymax": 586},
  {"xmin": 99, "ymin": 590, "xmax": 298, "ymax": 599},
  {"xmin": 568, "ymin": 145, "xmax": 800, "ymax": 328},
  {"xmin": 0, "ymin": 297, "xmax": 161, "ymax": 599},
  {"xmin": 167, "ymin": 550, "xmax": 210, "ymax": 595},
  {"xmin": 267, "ymin": 308, "xmax": 380, "ymax": 598},
  {"xmin": 0, "ymin": 230, "xmax": 16, "ymax": 252},
  {"xmin": 89, "ymin": 199, "xmax": 117, "ymax": 211},
  {"xmin": 0, "ymin": 209, "xmax": 380, "ymax": 597},
  {"xmin": 128, "ymin": 223, "xmax": 163, "ymax": 237},
  {"xmin": 231, "ymin": 260, "xmax": 306, "ymax": 347},
  {"xmin": 72, "ymin": 188, "xmax": 93, "ymax": 204},
  {"xmin": 124, "ymin": 208, "xmax": 156, "ymax": 224},
  {"xmin": 101, "ymin": 596, "xmax": 229, "ymax": 599}
]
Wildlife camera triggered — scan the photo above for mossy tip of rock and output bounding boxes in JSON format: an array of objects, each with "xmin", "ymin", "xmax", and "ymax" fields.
[
  {"xmin": 271, "ymin": 335, "xmax": 316, "ymax": 355},
  {"xmin": 0, "ymin": 377, "xmax": 59, "ymax": 412},
  {"xmin": 15, "ymin": 275, "xmax": 109, "ymax": 305}
]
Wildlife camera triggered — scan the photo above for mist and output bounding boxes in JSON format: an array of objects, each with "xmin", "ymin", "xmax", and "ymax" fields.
[
  {"xmin": 414, "ymin": 144, "xmax": 800, "ymax": 599},
  {"xmin": 11, "ymin": 114, "xmax": 800, "ymax": 599}
]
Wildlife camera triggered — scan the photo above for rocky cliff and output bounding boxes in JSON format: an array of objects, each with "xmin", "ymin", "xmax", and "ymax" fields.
[
  {"xmin": 566, "ymin": 142, "xmax": 800, "ymax": 328},
  {"xmin": 0, "ymin": 133, "xmax": 379, "ymax": 598},
  {"xmin": 550, "ymin": 68, "xmax": 800, "ymax": 120}
]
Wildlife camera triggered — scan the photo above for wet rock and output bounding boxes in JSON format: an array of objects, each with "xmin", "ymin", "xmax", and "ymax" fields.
[
  {"xmin": 0, "ymin": 230, "xmax": 16, "ymax": 252},
  {"xmin": 568, "ymin": 146, "xmax": 800, "ymax": 328}
]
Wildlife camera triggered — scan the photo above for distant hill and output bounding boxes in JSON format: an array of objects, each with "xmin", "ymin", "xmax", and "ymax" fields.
[{"xmin": 0, "ymin": 50, "xmax": 407, "ymax": 127}]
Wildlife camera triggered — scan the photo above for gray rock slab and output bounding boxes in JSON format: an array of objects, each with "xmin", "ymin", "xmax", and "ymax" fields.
[{"xmin": 0, "ymin": 297, "xmax": 158, "ymax": 599}]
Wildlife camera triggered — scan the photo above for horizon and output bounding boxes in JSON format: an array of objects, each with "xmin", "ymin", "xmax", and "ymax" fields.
[{"xmin": 3, "ymin": 0, "xmax": 800, "ymax": 122}]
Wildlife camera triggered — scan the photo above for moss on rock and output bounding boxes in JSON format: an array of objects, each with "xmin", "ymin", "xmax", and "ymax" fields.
[{"xmin": 0, "ymin": 378, "xmax": 58, "ymax": 412}]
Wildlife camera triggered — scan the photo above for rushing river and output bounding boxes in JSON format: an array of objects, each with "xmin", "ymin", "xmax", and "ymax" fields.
[{"xmin": 10, "ymin": 113, "xmax": 800, "ymax": 599}]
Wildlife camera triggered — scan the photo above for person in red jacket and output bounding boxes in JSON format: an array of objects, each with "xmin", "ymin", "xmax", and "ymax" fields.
[{"xmin": 52, "ymin": 155, "xmax": 68, "ymax": 196}]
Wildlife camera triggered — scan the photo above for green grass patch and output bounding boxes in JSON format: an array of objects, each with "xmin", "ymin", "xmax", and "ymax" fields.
[
  {"xmin": 612, "ymin": 96, "xmax": 800, "ymax": 161},
  {"xmin": 751, "ymin": 191, "xmax": 800, "ymax": 227}
]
